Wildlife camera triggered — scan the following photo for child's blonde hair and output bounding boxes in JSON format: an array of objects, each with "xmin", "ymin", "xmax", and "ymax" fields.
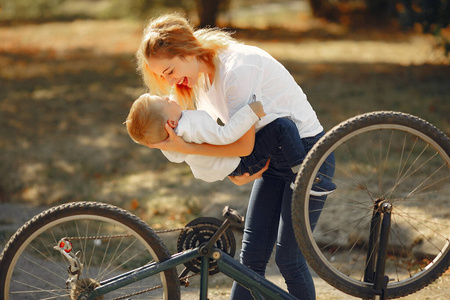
[
  {"xmin": 125, "ymin": 94, "xmax": 169, "ymax": 145},
  {"xmin": 136, "ymin": 13, "xmax": 235, "ymax": 110}
]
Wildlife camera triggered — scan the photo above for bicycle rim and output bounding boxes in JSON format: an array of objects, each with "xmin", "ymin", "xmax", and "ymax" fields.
[
  {"xmin": 0, "ymin": 202, "xmax": 179, "ymax": 299},
  {"xmin": 292, "ymin": 111, "xmax": 450, "ymax": 299}
]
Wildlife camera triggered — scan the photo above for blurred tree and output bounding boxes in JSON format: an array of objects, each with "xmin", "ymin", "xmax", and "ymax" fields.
[
  {"xmin": 197, "ymin": 0, "xmax": 220, "ymax": 27},
  {"xmin": 108, "ymin": 0, "xmax": 185, "ymax": 19},
  {"xmin": 397, "ymin": 0, "xmax": 450, "ymax": 31},
  {"xmin": 397, "ymin": 0, "xmax": 450, "ymax": 56},
  {"xmin": 307, "ymin": 0, "xmax": 450, "ymax": 55},
  {"xmin": 366, "ymin": 0, "xmax": 396, "ymax": 17},
  {"xmin": 308, "ymin": 0, "xmax": 338, "ymax": 20},
  {"xmin": 107, "ymin": 0, "xmax": 229, "ymax": 27},
  {"xmin": 307, "ymin": 0, "xmax": 450, "ymax": 30},
  {"xmin": 195, "ymin": 0, "xmax": 229, "ymax": 27},
  {"xmin": 309, "ymin": 0, "xmax": 450, "ymax": 27},
  {"xmin": 0, "ymin": 0, "xmax": 66, "ymax": 22}
]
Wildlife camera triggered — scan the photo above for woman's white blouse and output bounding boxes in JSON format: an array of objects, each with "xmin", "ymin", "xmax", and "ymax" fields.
[{"xmin": 198, "ymin": 43, "xmax": 323, "ymax": 138}]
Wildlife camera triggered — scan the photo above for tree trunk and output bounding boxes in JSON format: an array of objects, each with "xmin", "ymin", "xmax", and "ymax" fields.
[
  {"xmin": 365, "ymin": 0, "xmax": 393, "ymax": 18},
  {"xmin": 197, "ymin": 0, "xmax": 221, "ymax": 27}
]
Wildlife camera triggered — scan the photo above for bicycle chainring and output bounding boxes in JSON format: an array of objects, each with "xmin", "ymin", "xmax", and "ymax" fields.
[{"xmin": 177, "ymin": 217, "xmax": 236, "ymax": 275}]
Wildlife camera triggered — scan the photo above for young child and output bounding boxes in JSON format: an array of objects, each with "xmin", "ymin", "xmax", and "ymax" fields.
[{"xmin": 125, "ymin": 93, "xmax": 336, "ymax": 195}]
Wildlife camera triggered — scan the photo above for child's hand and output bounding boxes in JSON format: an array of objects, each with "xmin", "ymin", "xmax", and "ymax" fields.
[
  {"xmin": 228, "ymin": 159, "xmax": 270, "ymax": 185},
  {"xmin": 249, "ymin": 101, "xmax": 265, "ymax": 119}
]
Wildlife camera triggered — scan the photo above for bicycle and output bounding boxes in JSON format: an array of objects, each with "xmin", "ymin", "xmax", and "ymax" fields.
[{"xmin": 0, "ymin": 111, "xmax": 449, "ymax": 299}]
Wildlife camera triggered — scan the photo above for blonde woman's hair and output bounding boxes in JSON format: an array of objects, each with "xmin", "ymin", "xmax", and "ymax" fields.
[
  {"xmin": 125, "ymin": 94, "xmax": 169, "ymax": 145},
  {"xmin": 136, "ymin": 13, "xmax": 236, "ymax": 110}
]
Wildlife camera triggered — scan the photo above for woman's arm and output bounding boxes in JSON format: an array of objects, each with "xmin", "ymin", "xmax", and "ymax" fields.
[{"xmin": 148, "ymin": 123, "xmax": 255, "ymax": 157}]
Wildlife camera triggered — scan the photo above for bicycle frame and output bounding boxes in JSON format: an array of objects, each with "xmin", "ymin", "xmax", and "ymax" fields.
[
  {"xmin": 85, "ymin": 247, "xmax": 297, "ymax": 300},
  {"xmin": 79, "ymin": 206, "xmax": 297, "ymax": 300}
]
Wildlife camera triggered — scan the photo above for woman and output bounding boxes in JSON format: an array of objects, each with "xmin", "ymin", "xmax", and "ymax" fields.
[{"xmin": 136, "ymin": 13, "xmax": 335, "ymax": 300}]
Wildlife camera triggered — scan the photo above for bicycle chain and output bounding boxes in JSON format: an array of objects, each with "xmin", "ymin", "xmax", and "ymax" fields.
[
  {"xmin": 110, "ymin": 273, "xmax": 200, "ymax": 300},
  {"xmin": 65, "ymin": 226, "xmax": 195, "ymax": 241}
]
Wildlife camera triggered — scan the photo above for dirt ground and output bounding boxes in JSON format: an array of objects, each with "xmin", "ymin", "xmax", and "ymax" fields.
[
  {"xmin": 0, "ymin": 202, "xmax": 448, "ymax": 299},
  {"xmin": 0, "ymin": 14, "xmax": 449, "ymax": 300}
]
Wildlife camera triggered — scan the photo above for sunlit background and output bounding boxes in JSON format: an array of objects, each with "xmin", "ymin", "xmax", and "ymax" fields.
[
  {"xmin": 0, "ymin": 0, "xmax": 449, "ymax": 299},
  {"xmin": 0, "ymin": 0, "xmax": 448, "ymax": 221}
]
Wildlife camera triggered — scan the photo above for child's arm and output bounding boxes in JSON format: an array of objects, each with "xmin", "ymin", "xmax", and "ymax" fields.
[
  {"xmin": 248, "ymin": 101, "xmax": 265, "ymax": 119},
  {"xmin": 228, "ymin": 159, "xmax": 270, "ymax": 185},
  {"xmin": 193, "ymin": 102, "xmax": 265, "ymax": 145}
]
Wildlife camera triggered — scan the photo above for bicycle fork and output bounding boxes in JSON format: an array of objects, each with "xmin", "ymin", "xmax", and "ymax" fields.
[{"xmin": 364, "ymin": 199, "xmax": 393, "ymax": 300}]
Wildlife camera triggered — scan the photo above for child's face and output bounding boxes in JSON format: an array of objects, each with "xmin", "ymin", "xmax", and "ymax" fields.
[{"xmin": 157, "ymin": 96, "xmax": 182, "ymax": 124}]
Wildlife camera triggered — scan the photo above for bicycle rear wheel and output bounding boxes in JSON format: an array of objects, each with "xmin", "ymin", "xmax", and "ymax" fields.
[
  {"xmin": 0, "ymin": 201, "xmax": 180, "ymax": 300},
  {"xmin": 292, "ymin": 111, "xmax": 450, "ymax": 299}
]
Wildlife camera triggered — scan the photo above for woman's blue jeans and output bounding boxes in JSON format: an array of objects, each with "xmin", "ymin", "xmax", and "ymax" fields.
[{"xmin": 230, "ymin": 131, "xmax": 335, "ymax": 300}]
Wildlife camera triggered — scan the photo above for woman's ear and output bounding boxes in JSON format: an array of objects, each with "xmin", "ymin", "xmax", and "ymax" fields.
[{"xmin": 167, "ymin": 119, "xmax": 178, "ymax": 129}]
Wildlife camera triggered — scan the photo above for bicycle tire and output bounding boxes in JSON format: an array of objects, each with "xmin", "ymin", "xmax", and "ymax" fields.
[
  {"xmin": 292, "ymin": 111, "xmax": 450, "ymax": 299},
  {"xmin": 0, "ymin": 201, "xmax": 180, "ymax": 300}
]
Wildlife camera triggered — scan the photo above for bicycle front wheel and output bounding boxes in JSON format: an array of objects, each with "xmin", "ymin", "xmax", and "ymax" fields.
[
  {"xmin": 0, "ymin": 202, "xmax": 180, "ymax": 300},
  {"xmin": 292, "ymin": 111, "xmax": 450, "ymax": 299}
]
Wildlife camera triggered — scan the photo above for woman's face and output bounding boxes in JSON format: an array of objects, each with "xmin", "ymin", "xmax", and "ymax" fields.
[{"xmin": 147, "ymin": 55, "xmax": 200, "ymax": 88}]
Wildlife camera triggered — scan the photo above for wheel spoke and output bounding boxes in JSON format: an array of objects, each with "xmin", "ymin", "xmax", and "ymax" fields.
[
  {"xmin": 1, "ymin": 202, "xmax": 180, "ymax": 299},
  {"xmin": 293, "ymin": 112, "xmax": 450, "ymax": 299}
]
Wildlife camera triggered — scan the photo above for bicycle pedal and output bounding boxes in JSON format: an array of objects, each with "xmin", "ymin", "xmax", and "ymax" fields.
[{"xmin": 222, "ymin": 206, "xmax": 244, "ymax": 224}]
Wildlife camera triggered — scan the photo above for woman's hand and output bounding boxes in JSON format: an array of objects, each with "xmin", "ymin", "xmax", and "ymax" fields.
[
  {"xmin": 228, "ymin": 159, "xmax": 270, "ymax": 186},
  {"xmin": 147, "ymin": 123, "xmax": 187, "ymax": 152}
]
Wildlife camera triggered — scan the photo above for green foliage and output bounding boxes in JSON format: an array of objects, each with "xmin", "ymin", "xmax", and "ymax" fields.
[
  {"xmin": 434, "ymin": 27, "xmax": 450, "ymax": 56},
  {"xmin": 0, "ymin": 0, "xmax": 67, "ymax": 21},
  {"xmin": 397, "ymin": 0, "xmax": 449, "ymax": 31},
  {"xmin": 106, "ymin": 0, "xmax": 185, "ymax": 19},
  {"xmin": 0, "ymin": 0, "xmax": 189, "ymax": 22},
  {"xmin": 396, "ymin": 0, "xmax": 450, "ymax": 56},
  {"xmin": 306, "ymin": 0, "xmax": 450, "ymax": 56},
  {"xmin": 307, "ymin": 0, "xmax": 450, "ymax": 28}
]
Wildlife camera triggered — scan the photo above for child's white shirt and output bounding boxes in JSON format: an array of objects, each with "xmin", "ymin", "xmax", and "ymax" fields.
[
  {"xmin": 161, "ymin": 104, "xmax": 259, "ymax": 182},
  {"xmin": 197, "ymin": 43, "xmax": 323, "ymax": 138}
]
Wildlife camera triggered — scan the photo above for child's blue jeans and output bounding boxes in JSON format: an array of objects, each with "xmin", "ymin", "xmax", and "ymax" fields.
[
  {"xmin": 229, "ymin": 117, "xmax": 306, "ymax": 182},
  {"xmin": 230, "ymin": 130, "xmax": 335, "ymax": 300}
]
